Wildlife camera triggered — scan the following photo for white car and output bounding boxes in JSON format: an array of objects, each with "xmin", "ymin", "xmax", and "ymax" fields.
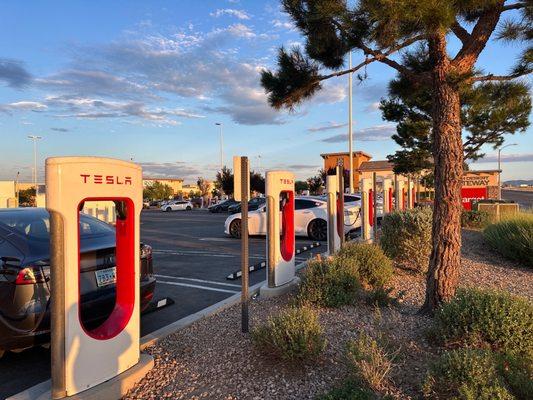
[
  {"xmin": 161, "ymin": 200, "xmax": 193, "ymax": 212},
  {"xmin": 224, "ymin": 197, "xmax": 361, "ymax": 241}
]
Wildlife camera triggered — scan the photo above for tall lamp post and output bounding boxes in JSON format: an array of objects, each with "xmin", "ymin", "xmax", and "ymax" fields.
[
  {"xmin": 28, "ymin": 135, "xmax": 42, "ymax": 200},
  {"xmin": 348, "ymin": 51, "xmax": 354, "ymax": 194},
  {"xmin": 215, "ymin": 123, "xmax": 224, "ymax": 172},
  {"xmin": 498, "ymin": 143, "xmax": 517, "ymax": 200}
]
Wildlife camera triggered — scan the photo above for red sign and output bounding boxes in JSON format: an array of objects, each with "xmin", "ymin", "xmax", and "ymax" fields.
[{"xmin": 461, "ymin": 187, "xmax": 487, "ymax": 210}]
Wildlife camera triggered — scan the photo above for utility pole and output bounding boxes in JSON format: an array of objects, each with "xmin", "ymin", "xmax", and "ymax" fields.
[
  {"xmin": 28, "ymin": 135, "xmax": 42, "ymax": 200},
  {"xmin": 215, "ymin": 123, "xmax": 224, "ymax": 171},
  {"xmin": 497, "ymin": 143, "xmax": 517, "ymax": 200},
  {"xmin": 348, "ymin": 51, "xmax": 354, "ymax": 194}
]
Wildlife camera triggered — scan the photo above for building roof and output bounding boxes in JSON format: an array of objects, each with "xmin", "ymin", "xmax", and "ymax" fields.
[
  {"xmin": 143, "ymin": 177, "xmax": 184, "ymax": 182},
  {"xmin": 357, "ymin": 160, "xmax": 394, "ymax": 172},
  {"xmin": 320, "ymin": 151, "xmax": 373, "ymax": 160}
]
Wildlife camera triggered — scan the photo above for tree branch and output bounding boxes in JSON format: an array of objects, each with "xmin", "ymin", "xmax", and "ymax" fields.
[
  {"xmin": 502, "ymin": 2, "xmax": 527, "ymax": 11},
  {"xmin": 453, "ymin": 1, "xmax": 505, "ymax": 72},
  {"xmin": 471, "ymin": 72, "xmax": 528, "ymax": 82},
  {"xmin": 451, "ymin": 20, "xmax": 471, "ymax": 45}
]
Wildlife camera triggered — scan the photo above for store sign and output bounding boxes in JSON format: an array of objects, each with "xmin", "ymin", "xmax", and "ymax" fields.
[
  {"xmin": 461, "ymin": 187, "xmax": 487, "ymax": 210},
  {"xmin": 462, "ymin": 175, "xmax": 490, "ymax": 187}
]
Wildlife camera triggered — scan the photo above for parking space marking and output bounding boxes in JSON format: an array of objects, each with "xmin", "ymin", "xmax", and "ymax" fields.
[
  {"xmin": 157, "ymin": 280, "xmax": 239, "ymax": 294},
  {"xmin": 153, "ymin": 249, "xmax": 264, "ymax": 259},
  {"xmin": 155, "ymin": 274, "xmax": 241, "ymax": 288}
]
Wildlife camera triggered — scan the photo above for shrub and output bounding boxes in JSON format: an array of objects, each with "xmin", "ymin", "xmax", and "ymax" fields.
[
  {"xmin": 252, "ymin": 305, "xmax": 326, "ymax": 361},
  {"xmin": 336, "ymin": 243, "xmax": 393, "ymax": 288},
  {"xmin": 366, "ymin": 287, "xmax": 399, "ymax": 308},
  {"xmin": 298, "ymin": 257, "xmax": 361, "ymax": 307},
  {"xmin": 483, "ymin": 212, "xmax": 533, "ymax": 267},
  {"xmin": 317, "ymin": 381, "xmax": 378, "ymax": 400},
  {"xmin": 430, "ymin": 288, "xmax": 533, "ymax": 357},
  {"xmin": 461, "ymin": 210, "xmax": 490, "ymax": 229},
  {"xmin": 380, "ymin": 207, "xmax": 433, "ymax": 273},
  {"xmin": 423, "ymin": 349, "xmax": 514, "ymax": 400},
  {"xmin": 345, "ymin": 332, "xmax": 398, "ymax": 391},
  {"xmin": 497, "ymin": 353, "xmax": 533, "ymax": 400}
]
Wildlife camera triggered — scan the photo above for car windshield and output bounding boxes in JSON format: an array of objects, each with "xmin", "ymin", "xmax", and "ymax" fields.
[{"xmin": 0, "ymin": 209, "xmax": 114, "ymax": 241}]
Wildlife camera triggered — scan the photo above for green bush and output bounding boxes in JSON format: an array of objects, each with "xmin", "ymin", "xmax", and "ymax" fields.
[
  {"xmin": 317, "ymin": 381, "xmax": 378, "ymax": 400},
  {"xmin": 346, "ymin": 332, "xmax": 398, "ymax": 391},
  {"xmin": 483, "ymin": 213, "xmax": 533, "ymax": 267},
  {"xmin": 298, "ymin": 257, "xmax": 361, "ymax": 307},
  {"xmin": 423, "ymin": 349, "xmax": 514, "ymax": 400},
  {"xmin": 336, "ymin": 243, "xmax": 393, "ymax": 288},
  {"xmin": 252, "ymin": 305, "xmax": 326, "ymax": 361},
  {"xmin": 430, "ymin": 288, "xmax": 533, "ymax": 358},
  {"xmin": 461, "ymin": 210, "xmax": 490, "ymax": 229},
  {"xmin": 380, "ymin": 207, "xmax": 433, "ymax": 273},
  {"xmin": 497, "ymin": 353, "xmax": 533, "ymax": 400}
]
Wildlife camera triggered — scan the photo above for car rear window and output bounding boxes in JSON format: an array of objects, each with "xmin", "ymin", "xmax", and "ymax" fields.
[{"xmin": 0, "ymin": 210, "xmax": 114, "ymax": 241}]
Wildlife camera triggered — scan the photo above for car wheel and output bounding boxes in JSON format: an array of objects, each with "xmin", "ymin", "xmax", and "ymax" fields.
[
  {"xmin": 0, "ymin": 350, "xmax": 4, "ymax": 359},
  {"xmin": 307, "ymin": 219, "xmax": 327, "ymax": 241},
  {"xmin": 229, "ymin": 219, "xmax": 242, "ymax": 238},
  {"xmin": 165, "ymin": 207, "xmax": 172, "ymax": 212},
  {"xmin": 186, "ymin": 206, "xmax": 192, "ymax": 210}
]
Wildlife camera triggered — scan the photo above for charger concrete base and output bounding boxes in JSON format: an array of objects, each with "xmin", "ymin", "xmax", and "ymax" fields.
[
  {"xmin": 259, "ymin": 276, "xmax": 301, "ymax": 299},
  {"xmin": 9, "ymin": 354, "xmax": 154, "ymax": 400}
]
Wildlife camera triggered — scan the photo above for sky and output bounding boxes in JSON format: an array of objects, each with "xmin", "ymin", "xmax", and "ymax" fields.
[{"xmin": 0, "ymin": 0, "xmax": 531, "ymax": 184}]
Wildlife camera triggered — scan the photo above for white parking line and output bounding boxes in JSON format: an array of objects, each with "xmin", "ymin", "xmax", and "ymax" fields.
[
  {"xmin": 157, "ymin": 280, "xmax": 238, "ymax": 294},
  {"xmin": 153, "ymin": 249, "xmax": 264, "ymax": 259},
  {"xmin": 154, "ymin": 274, "xmax": 241, "ymax": 288}
]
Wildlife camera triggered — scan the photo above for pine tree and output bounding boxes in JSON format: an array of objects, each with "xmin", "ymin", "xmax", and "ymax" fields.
[
  {"xmin": 260, "ymin": 0, "xmax": 532, "ymax": 312},
  {"xmin": 381, "ymin": 46, "xmax": 531, "ymax": 176}
]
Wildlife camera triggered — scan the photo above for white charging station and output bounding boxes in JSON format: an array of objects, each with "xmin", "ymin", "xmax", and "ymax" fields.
[
  {"xmin": 260, "ymin": 170, "xmax": 299, "ymax": 298},
  {"xmin": 383, "ymin": 178, "xmax": 393, "ymax": 214},
  {"xmin": 395, "ymin": 178, "xmax": 406, "ymax": 211},
  {"xmin": 360, "ymin": 178, "xmax": 372, "ymax": 242},
  {"xmin": 46, "ymin": 156, "xmax": 153, "ymax": 399},
  {"xmin": 407, "ymin": 179, "xmax": 416, "ymax": 209},
  {"xmin": 326, "ymin": 175, "xmax": 341, "ymax": 255}
]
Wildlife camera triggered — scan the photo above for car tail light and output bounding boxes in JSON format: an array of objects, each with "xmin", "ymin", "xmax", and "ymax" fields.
[
  {"xmin": 140, "ymin": 244, "xmax": 152, "ymax": 260},
  {"xmin": 15, "ymin": 266, "xmax": 48, "ymax": 285}
]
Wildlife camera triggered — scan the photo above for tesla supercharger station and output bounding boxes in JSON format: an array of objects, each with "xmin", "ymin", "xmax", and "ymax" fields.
[
  {"xmin": 360, "ymin": 178, "xmax": 372, "ymax": 242},
  {"xmin": 383, "ymin": 178, "xmax": 393, "ymax": 214},
  {"xmin": 46, "ymin": 157, "xmax": 153, "ymax": 399},
  {"xmin": 407, "ymin": 179, "xmax": 416, "ymax": 209},
  {"xmin": 326, "ymin": 175, "xmax": 341, "ymax": 255},
  {"xmin": 395, "ymin": 178, "xmax": 406, "ymax": 211},
  {"xmin": 260, "ymin": 170, "xmax": 299, "ymax": 298}
]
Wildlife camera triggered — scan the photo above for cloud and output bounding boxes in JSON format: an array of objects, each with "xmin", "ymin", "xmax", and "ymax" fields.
[
  {"xmin": 140, "ymin": 161, "xmax": 204, "ymax": 180},
  {"xmin": 322, "ymin": 124, "xmax": 396, "ymax": 143},
  {"xmin": 473, "ymin": 153, "xmax": 533, "ymax": 163},
  {"xmin": 46, "ymin": 95, "xmax": 204, "ymax": 125},
  {"xmin": 0, "ymin": 58, "xmax": 32, "ymax": 88},
  {"xmin": 51, "ymin": 127, "xmax": 69, "ymax": 132},
  {"xmin": 210, "ymin": 9, "xmax": 250, "ymax": 20},
  {"xmin": 308, "ymin": 122, "xmax": 349, "ymax": 132},
  {"xmin": 0, "ymin": 101, "xmax": 47, "ymax": 113},
  {"xmin": 365, "ymin": 102, "xmax": 381, "ymax": 112},
  {"xmin": 271, "ymin": 19, "xmax": 296, "ymax": 31}
]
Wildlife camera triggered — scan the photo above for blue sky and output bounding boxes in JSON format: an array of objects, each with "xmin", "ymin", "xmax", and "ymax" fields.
[{"xmin": 0, "ymin": 0, "xmax": 531, "ymax": 184}]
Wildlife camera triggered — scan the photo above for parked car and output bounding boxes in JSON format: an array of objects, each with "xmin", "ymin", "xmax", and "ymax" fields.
[
  {"xmin": 0, "ymin": 208, "xmax": 156, "ymax": 357},
  {"xmin": 227, "ymin": 197, "xmax": 266, "ymax": 214},
  {"xmin": 161, "ymin": 200, "xmax": 193, "ymax": 212},
  {"xmin": 208, "ymin": 199, "xmax": 238, "ymax": 213},
  {"xmin": 224, "ymin": 197, "xmax": 361, "ymax": 241}
]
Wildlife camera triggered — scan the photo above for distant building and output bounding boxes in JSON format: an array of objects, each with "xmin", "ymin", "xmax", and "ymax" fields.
[
  {"xmin": 320, "ymin": 151, "xmax": 372, "ymax": 189},
  {"xmin": 0, "ymin": 181, "xmax": 17, "ymax": 208},
  {"xmin": 142, "ymin": 177, "xmax": 184, "ymax": 195}
]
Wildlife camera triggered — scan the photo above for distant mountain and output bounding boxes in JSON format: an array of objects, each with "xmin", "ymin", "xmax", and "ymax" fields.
[{"xmin": 503, "ymin": 179, "xmax": 533, "ymax": 186}]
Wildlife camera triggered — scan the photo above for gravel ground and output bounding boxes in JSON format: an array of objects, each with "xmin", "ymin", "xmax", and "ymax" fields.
[{"xmin": 126, "ymin": 230, "xmax": 532, "ymax": 400}]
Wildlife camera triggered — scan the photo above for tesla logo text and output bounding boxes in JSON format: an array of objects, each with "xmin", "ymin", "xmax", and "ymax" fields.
[
  {"xmin": 279, "ymin": 178, "xmax": 294, "ymax": 185},
  {"xmin": 80, "ymin": 174, "xmax": 132, "ymax": 185}
]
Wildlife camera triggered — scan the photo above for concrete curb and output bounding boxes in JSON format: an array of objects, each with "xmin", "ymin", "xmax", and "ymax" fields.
[{"xmin": 9, "ymin": 258, "xmax": 315, "ymax": 400}]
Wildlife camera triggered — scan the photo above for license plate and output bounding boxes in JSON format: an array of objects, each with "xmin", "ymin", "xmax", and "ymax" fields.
[{"xmin": 95, "ymin": 267, "xmax": 116, "ymax": 287}]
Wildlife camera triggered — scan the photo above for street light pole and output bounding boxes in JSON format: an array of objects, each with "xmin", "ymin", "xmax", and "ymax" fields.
[
  {"xmin": 348, "ymin": 51, "xmax": 354, "ymax": 194},
  {"xmin": 28, "ymin": 135, "xmax": 42, "ymax": 200},
  {"xmin": 215, "ymin": 123, "xmax": 223, "ymax": 171},
  {"xmin": 497, "ymin": 143, "xmax": 517, "ymax": 200}
]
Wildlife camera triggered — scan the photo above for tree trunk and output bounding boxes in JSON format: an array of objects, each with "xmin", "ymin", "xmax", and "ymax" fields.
[{"xmin": 421, "ymin": 32, "xmax": 463, "ymax": 314}]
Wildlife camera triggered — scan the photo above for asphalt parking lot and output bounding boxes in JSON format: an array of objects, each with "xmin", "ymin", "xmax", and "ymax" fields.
[{"xmin": 0, "ymin": 208, "xmax": 325, "ymax": 399}]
